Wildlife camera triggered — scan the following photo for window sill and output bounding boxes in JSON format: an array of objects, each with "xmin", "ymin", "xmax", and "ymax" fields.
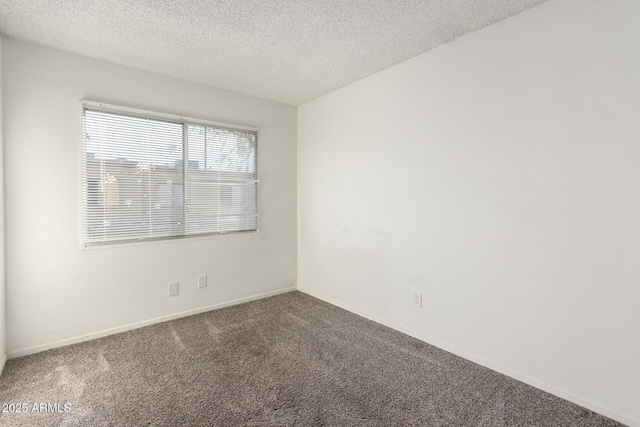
[{"xmin": 80, "ymin": 230, "xmax": 261, "ymax": 251}]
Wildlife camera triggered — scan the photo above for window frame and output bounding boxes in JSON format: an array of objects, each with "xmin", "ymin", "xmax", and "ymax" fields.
[{"xmin": 79, "ymin": 100, "xmax": 260, "ymax": 248}]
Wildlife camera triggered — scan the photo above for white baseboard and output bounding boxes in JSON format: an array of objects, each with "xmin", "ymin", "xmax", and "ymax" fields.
[
  {"xmin": 0, "ymin": 353, "xmax": 6, "ymax": 376},
  {"xmin": 8, "ymin": 286, "xmax": 296, "ymax": 360},
  {"xmin": 298, "ymin": 287, "xmax": 638, "ymax": 427}
]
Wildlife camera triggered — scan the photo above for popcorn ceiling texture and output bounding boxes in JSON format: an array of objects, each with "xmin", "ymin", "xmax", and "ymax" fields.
[{"xmin": 0, "ymin": 0, "xmax": 547, "ymax": 105}]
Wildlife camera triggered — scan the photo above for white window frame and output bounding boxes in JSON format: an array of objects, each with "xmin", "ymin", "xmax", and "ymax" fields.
[{"xmin": 80, "ymin": 100, "xmax": 259, "ymax": 247}]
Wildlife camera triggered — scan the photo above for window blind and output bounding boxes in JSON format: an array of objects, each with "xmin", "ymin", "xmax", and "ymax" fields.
[{"xmin": 81, "ymin": 102, "xmax": 258, "ymax": 245}]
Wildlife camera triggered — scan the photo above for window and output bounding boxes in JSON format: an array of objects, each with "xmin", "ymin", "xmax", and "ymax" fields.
[{"xmin": 81, "ymin": 101, "xmax": 258, "ymax": 245}]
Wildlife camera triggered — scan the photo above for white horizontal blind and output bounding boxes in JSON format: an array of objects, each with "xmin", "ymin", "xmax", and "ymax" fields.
[
  {"xmin": 186, "ymin": 125, "xmax": 258, "ymax": 234},
  {"xmin": 81, "ymin": 103, "xmax": 258, "ymax": 245}
]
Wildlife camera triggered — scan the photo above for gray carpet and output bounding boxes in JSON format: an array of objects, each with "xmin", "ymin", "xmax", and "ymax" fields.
[{"xmin": 0, "ymin": 291, "xmax": 624, "ymax": 426}]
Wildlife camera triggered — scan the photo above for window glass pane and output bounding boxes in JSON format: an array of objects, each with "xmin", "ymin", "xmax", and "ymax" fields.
[
  {"xmin": 83, "ymin": 110, "xmax": 184, "ymax": 243},
  {"xmin": 186, "ymin": 124, "xmax": 258, "ymax": 235}
]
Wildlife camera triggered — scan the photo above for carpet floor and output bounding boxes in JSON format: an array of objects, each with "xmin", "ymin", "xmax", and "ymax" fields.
[{"xmin": 0, "ymin": 291, "xmax": 624, "ymax": 426}]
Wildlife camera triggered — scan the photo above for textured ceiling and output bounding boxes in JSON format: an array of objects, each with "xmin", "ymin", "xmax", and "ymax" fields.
[{"xmin": 0, "ymin": 0, "xmax": 547, "ymax": 105}]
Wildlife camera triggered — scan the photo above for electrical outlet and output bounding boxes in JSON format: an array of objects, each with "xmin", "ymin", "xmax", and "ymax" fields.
[
  {"xmin": 197, "ymin": 275, "xmax": 207, "ymax": 288},
  {"xmin": 413, "ymin": 292, "xmax": 422, "ymax": 308},
  {"xmin": 168, "ymin": 282, "xmax": 179, "ymax": 297}
]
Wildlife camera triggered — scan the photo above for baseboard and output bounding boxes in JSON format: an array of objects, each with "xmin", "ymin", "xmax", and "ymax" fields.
[
  {"xmin": 0, "ymin": 353, "xmax": 6, "ymax": 376},
  {"xmin": 298, "ymin": 287, "xmax": 638, "ymax": 427},
  {"xmin": 8, "ymin": 286, "xmax": 296, "ymax": 360}
]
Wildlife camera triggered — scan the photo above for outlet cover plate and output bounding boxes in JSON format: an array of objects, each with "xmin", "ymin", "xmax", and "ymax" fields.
[
  {"xmin": 168, "ymin": 282, "xmax": 179, "ymax": 297},
  {"xmin": 198, "ymin": 275, "xmax": 207, "ymax": 288},
  {"xmin": 413, "ymin": 292, "xmax": 422, "ymax": 308}
]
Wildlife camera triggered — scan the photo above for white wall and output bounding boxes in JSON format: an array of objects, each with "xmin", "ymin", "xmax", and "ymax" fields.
[
  {"xmin": 3, "ymin": 38, "xmax": 297, "ymax": 355},
  {"xmin": 0, "ymin": 36, "xmax": 6, "ymax": 372},
  {"xmin": 298, "ymin": 0, "xmax": 640, "ymax": 425}
]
